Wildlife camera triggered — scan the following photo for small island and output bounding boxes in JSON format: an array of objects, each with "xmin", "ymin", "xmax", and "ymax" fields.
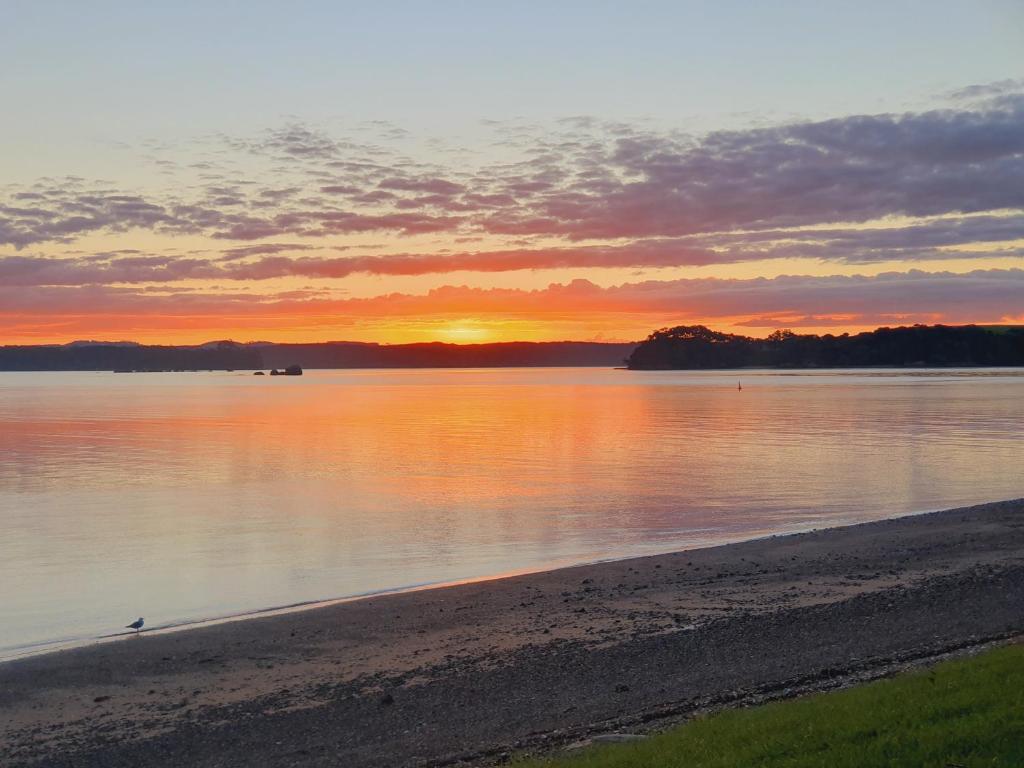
[
  {"xmin": 626, "ymin": 324, "xmax": 1024, "ymax": 369},
  {"xmin": 268, "ymin": 364, "xmax": 303, "ymax": 376}
]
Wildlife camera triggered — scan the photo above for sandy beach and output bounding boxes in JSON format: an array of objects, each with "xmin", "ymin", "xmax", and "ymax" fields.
[{"xmin": 2, "ymin": 498, "xmax": 1023, "ymax": 767}]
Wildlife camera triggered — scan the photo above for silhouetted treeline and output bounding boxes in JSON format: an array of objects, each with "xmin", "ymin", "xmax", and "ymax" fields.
[
  {"xmin": 0, "ymin": 341, "xmax": 264, "ymax": 372},
  {"xmin": 258, "ymin": 341, "xmax": 637, "ymax": 369},
  {"xmin": 0, "ymin": 340, "xmax": 636, "ymax": 371},
  {"xmin": 625, "ymin": 325, "xmax": 1024, "ymax": 369}
]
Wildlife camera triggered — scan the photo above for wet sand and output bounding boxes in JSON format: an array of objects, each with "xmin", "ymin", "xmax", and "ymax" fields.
[{"xmin": 2, "ymin": 499, "xmax": 1023, "ymax": 767}]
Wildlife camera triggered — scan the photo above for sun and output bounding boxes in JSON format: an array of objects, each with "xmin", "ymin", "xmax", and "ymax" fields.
[{"xmin": 437, "ymin": 323, "xmax": 491, "ymax": 343}]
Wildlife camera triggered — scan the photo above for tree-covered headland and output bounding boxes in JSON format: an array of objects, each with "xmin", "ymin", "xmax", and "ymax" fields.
[{"xmin": 625, "ymin": 324, "xmax": 1024, "ymax": 369}]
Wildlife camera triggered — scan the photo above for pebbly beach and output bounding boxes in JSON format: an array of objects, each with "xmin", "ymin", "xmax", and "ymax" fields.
[{"xmin": 2, "ymin": 498, "xmax": 1023, "ymax": 767}]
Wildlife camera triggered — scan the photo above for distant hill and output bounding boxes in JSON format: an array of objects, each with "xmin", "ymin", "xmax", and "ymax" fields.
[
  {"xmin": 258, "ymin": 341, "xmax": 637, "ymax": 369},
  {"xmin": 0, "ymin": 340, "xmax": 636, "ymax": 371},
  {"xmin": 63, "ymin": 340, "xmax": 142, "ymax": 348},
  {"xmin": 0, "ymin": 340, "xmax": 264, "ymax": 372},
  {"xmin": 626, "ymin": 324, "xmax": 1024, "ymax": 370}
]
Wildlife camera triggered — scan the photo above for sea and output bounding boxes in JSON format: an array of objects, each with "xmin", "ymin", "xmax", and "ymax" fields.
[{"xmin": 1, "ymin": 367, "xmax": 1022, "ymax": 658}]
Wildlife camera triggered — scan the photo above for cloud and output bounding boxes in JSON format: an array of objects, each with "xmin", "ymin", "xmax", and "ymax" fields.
[
  {"xmin": 0, "ymin": 189, "xmax": 174, "ymax": 248},
  {"xmin": 686, "ymin": 214, "xmax": 1024, "ymax": 263},
  {"xmin": 217, "ymin": 243, "xmax": 316, "ymax": 261},
  {"xmin": 346, "ymin": 269, "xmax": 1022, "ymax": 325},
  {"xmin": 479, "ymin": 97, "xmax": 1024, "ymax": 240},
  {"xmin": 259, "ymin": 124, "xmax": 340, "ymax": 160},
  {"xmin": 2, "ymin": 269, "xmax": 1019, "ymax": 333},
  {"xmin": 5, "ymin": 220, "xmax": 1021, "ymax": 289},
  {"xmin": 0, "ymin": 242, "xmax": 709, "ymax": 286},
  {"xmin": 947, "ymin": 79, "xmax": 1024, "ymax": 107},
  {"xmin": 0, "ymin": 254, "xmax": 218, "ymax": 286},
  {"xmin": 2, "ymin": 85, "xmax": 1022, "ymax": 256},
  {"xmin": 216, "ymin": 241, "xmax": 726, "ymax": 280},
  {"xmin": 378, "ymin": 176, "xmax": 465, "ymax": 195}
]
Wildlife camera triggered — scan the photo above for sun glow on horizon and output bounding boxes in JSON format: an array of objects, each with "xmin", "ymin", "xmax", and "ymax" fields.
[{"xmin": 436, "ymin": 323, "xmax": 492, "ymax": 343}]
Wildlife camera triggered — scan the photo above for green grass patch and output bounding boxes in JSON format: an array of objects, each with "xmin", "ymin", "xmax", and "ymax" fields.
[{"xmin": 521, "ymin": 644, "xmax": 1024, "ymax": 768}]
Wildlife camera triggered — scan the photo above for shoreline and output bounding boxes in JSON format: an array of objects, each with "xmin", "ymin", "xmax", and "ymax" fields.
[
  {"xmin": 1, "ymin": 499, "xmax": 975, "ymax": 664},
  {"xmin": 3, "ymin": 498, "xmax": 1023, "ymax": 767}
]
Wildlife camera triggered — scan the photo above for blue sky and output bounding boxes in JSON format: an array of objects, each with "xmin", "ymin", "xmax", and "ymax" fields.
[{"xmin": 5, "ymin": 0, "xmax": 1022, "ymax": 175}]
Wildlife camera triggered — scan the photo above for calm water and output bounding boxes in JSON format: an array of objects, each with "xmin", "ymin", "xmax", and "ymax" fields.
[{"xmin": 1, "ymin": 367, "xmax": 1022, "ymax": 657}]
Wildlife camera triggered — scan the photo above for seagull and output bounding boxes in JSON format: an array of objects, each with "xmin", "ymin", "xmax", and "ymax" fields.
[{"xmin": 126, "ymin": 617, "xmax": 144, "ymax": 635}]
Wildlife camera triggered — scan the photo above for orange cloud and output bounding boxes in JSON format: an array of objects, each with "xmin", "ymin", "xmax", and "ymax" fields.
[{"xmin": 1, "ymin": 269, "xmax": 1020, "ymax": 345}]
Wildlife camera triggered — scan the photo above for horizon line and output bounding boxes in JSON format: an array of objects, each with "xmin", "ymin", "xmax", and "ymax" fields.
[{"xmin": 4, "ymin": 322, "xmax": 1020, "ymax": 349}]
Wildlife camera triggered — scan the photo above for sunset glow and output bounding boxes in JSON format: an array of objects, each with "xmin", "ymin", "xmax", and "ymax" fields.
[{"xmin": 2, "ymin": 4, "xmax": 1022, "ymax": 345}]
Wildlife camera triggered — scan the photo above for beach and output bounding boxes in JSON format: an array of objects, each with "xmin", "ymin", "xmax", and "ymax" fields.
[{"xmin": 2, "ymin": 498, "xmax": 1022, "ymax": 767}]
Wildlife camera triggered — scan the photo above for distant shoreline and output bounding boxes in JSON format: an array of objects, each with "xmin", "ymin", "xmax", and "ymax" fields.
[
  {"xmin": 3, "ymin": 498, "xmax": 1022, "ymax": 767},
  {"xmin": 3, "ymin": 323, "xmax": 1021, "ymax": 372},
  {"xmin": 0, "ymin": 340, "xmax": 637, "ymax": 372}
]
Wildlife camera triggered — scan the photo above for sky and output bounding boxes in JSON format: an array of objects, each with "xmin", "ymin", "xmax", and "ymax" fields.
[{"xmin": 2, "ymin": 0, "xmax": 1023, "ymax": 344}]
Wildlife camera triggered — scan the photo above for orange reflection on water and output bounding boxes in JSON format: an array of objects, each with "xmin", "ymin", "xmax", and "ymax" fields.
[{"xmin": 1, "ymin": 367, "xmax": 1023, "ymax": 656}]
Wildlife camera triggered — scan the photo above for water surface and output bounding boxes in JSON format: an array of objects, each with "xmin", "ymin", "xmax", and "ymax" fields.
[{"xmin": 1, "ymin": 367, "xmax": 1021, "ymax": 657}]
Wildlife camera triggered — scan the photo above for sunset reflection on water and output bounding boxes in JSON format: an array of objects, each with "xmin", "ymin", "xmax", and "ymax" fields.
[{"xmin": 1, "ymin": 367, "xmax": 1022, "ymax": 655}]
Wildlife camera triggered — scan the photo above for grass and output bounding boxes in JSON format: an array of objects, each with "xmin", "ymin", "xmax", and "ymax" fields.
[{"xmin": 520, "ymin": 643, "xmax": 1024, "ymax": 768}]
